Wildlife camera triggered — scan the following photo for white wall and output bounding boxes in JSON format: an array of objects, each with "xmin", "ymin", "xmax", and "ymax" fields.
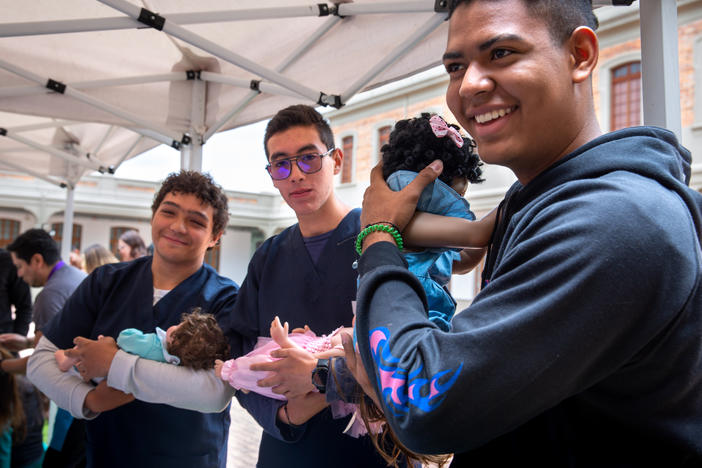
[{"xmin": 219, "ymin": 228, "xmax": 254, "ymax": 286}]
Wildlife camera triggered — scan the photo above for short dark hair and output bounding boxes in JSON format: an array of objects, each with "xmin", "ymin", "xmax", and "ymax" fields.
[
  {"xmin": 7, "ymin": 229, "xmax": 60, "ymax": 265},
  {"xmin": 263, "ymin": 105, "xmax": 335, "ymax": 159},
  {"xmin": 167, "ymin": 310, "xmax": 230, "ymax": 370},
  {"xmin": 449, "ymin": 0, "xmax": 599, "ymax": 43},
  {"xmin": 381, "ymin": 113, "xmax": 483, "ymax": 186},
  {"xmin": 151, "ymin": 171, "xmax": 229, "ymax": 237}
]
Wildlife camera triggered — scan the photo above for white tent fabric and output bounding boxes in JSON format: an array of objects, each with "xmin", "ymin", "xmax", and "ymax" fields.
[
  {"xmin": 0, "ymin": 0, "xmax": 682, "ymax": 261},
  {"xmin": 0, "ymin": 0, "xmax": 453, "ymax": 181}
]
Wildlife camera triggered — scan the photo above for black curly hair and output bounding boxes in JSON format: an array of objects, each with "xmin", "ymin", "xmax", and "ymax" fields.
[
  {"xmin": 152, "ymin": 170, "xmax": 229, "ymax": 237},
  {"xmin": 381, "ymin": 113, "xmax": 483, "ymax": 187}
]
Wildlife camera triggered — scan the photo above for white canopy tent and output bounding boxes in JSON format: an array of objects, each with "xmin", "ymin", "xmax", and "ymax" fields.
[{"xmin": 0, "ymin": 0, "xmax": 681, "ymax": 260}]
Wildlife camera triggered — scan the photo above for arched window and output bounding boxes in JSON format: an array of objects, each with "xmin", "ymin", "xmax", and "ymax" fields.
[
  {"xmin": 377, "ymin": 125, "xmax": 392, "ymax": 161},
  {"xmin": 0, "ymin": 219, "xmax": 20, "ymax": 249},
  {"xmin": 51, "ymin": 223, "xmax": 82, "ymax": 252},
  {"xmin": 610, "ymin": 61, "xmax": 641, "ymax": 131},
  {"xmin": 340, "ymin": 135, "xmax": 354, "ymax": 184}
]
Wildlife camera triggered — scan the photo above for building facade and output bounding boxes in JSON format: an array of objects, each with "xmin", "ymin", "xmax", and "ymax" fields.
[{"xmin": 0, "ymin": 2, "xmax": 700, "ymax": 299}]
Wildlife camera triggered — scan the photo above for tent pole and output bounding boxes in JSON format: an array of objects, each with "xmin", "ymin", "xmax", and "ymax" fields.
[
  {"xmin": 0, "ymin": 161, "xmax": 67, "ymax": 188},
  {"xmin": 202, "ymin": 16, "xmax": 342, "ymax": 141},
  {"xmin": 188, "ymin": 77, "xmax": 206, "ymax": 172},
  {"xmin": 639, "ymin": 1, "xmax": 682, "ymax": 140},
  {"xmin": 0, "ymin": 57, "xmax": 183, "ymax": 147},
  {"xmin": 337, "ymin": 1, "xmax": 434, "ymax": 15},
  {"xmin": 0, "ymin": 6, "xmax": 333, "ymax": 38},
  {"xmin": 341, "ymin": 13, "xmax": 446, "ymax": 103},
  {"xmin": 93, "ymin": 125, "xmax": 115, "ymax": 155},
  {"xmin": 1, "ymin": 129, "xmax": 107, "ymax": 172},
  {"xmin": 0, "ymin": 73, "xmax": 184, "ymax": 99},
  {"xmin": 112, "ymin": 135, "xmax": 144, "ymax": 171},
  {"xmin": 98, "ymin": 0, "xmax": 326, "ymax": 104},
  {"xmin": 10, "ymin": 120, "xmax": 85, "ymax": 132},
  {"xmin": 180, "ymin": 146, "xmax": 190, "ymax": 171},
  {"xmin": 61, "ymin": 186, "xmax": 75, "ymax": 262}
]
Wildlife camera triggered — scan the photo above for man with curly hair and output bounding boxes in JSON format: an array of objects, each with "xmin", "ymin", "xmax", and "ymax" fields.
[{"xmin": 28, "ymin": 170, "xmax": 239, "ymax": 468}]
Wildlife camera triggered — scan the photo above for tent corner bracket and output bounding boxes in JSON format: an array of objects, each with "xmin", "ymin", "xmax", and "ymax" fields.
[
  {"xmin": 46, "ymin": 78, "xmax": 67, "ymax": 94},
  {"xmin": 250, "ymin": 80, "xmax": 261, "ymax": 93},
  {"xmin": 138, "ymin": 8, "xmax": 165, "ymax": 31},
  {"xmin": 434, "ymin": 0, "xmax": 449, "ymax": 13},
  {"xmin": 318, "ymin": 93, "xmax": 342, "ymax": 109}
]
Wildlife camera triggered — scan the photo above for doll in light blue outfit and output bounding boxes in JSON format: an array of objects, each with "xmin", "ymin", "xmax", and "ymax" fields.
[
  {"xmin": 378, "ymin": 113, "xmax": 496, "ymax": 331},
  {"xmin": 115, "ymin": 327, "xmax": 182, "ymax": 365},
  {"xmin": 55, "ymin": 310, "xmax": 230, "ymax": 377}
]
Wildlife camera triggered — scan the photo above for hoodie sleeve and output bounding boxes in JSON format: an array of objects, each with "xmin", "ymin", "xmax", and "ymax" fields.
[{"xmin": 354, "ymin": 175, "xmax": 701, "ymax": 455}]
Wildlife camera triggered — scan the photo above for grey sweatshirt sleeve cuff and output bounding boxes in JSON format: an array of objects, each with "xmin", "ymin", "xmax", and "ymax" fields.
[
  {"xmin": 26, "ymin": 336, "xmax": 98, "ymax": 420},
  {"xmin": 107, "ymin": 349, "xmax": 234, "ymax": 412}
]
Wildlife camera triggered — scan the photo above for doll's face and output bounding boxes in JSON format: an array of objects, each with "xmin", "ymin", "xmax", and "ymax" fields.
[
  {"xmin": 166, "ymin": 323, "xmax": 182, "ymax": 345},
  {"xmin": 451, "ymin": 177, "xmax": 469, "ymax": 197}
]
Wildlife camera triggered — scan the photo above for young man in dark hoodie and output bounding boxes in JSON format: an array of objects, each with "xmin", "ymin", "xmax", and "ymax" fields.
[{"xmin": 349, "ymin": 0, "xmax": 702, "ymax": 466}]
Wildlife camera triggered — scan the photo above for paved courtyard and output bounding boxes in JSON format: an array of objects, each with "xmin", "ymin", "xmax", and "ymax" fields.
[{"xmin": 227, "ymin": 398, "xmax": 263, "ymax": 468}]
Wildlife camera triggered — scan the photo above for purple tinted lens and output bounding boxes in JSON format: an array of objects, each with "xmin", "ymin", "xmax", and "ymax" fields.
[
  {"xmin": 271, "ymin": 160, "xmax": 291, "ymax": 179},
  {"xmin": 298, "ymin": 154, "xmax": 320, "ymax": 173}
]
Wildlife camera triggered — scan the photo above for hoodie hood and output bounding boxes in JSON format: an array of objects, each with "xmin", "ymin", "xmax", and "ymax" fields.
[{"xmin": 512, "ymin": 126, "xmax": 702, "ymax": 245}]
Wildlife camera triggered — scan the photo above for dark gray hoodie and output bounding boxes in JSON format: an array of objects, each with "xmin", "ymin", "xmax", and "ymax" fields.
[{"xmin": 356, "ymin": 126, "xmax": 702, "ymax": 466}]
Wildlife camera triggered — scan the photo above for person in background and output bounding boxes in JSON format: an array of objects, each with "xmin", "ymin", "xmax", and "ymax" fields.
[
  {"xmin": 81, "ymin": 245, "xmax": 118, "ymax": 275},
  {"xmin": 117, "ymin": 230, "xmax": 147, "ymax": 261},
  {"xmin": 2, "ymin": 229, "xmax": 87, "ymax": 468},
  {"xmin": 0, "ymin": 249, "xmax": 32, "ymax": 340},
  {"xmin": 68, "ymin": 250, "xmax": 83, "ymax": 272}
]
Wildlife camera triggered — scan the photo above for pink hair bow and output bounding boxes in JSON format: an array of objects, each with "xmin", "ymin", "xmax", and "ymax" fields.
[{"xmin": 429, "ymin": 115, "xmax": 463, "ymax": 148}]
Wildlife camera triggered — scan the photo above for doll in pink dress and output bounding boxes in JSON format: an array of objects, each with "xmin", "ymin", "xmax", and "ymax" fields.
[{"xmin": 215, "ymin": 316, "xmax": 378, "ymax": 437}]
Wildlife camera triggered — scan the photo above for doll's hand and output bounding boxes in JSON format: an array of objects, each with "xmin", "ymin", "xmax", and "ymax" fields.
[
  {"xmin": 291, "ymin": 325, "xmax": 310, "ymax": 334},
  {"xmin": 214, "ymin": 359, "xmax": 224, "ymax": 379}
]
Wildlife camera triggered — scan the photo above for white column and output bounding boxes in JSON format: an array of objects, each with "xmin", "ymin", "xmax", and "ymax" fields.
[
  {"xmin": 639, "ymin": 1, "xmax": 682, "ymax": 139},
  {"xmin": 61, "ymin": 186, "xmax": 75, "ymax": 261}
]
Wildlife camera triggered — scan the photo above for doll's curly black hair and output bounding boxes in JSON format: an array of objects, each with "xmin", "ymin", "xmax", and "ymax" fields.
[{"xmin": 381, "ymin": 113, "xmax": 483, "ymax": 187}]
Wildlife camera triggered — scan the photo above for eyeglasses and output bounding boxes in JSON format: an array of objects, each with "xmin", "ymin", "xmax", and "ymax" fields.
[{"xmin": 266, "ymin": 148, "xmax": 336, "ymax": 180}]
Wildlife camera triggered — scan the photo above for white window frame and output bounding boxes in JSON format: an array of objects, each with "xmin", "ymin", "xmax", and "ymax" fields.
[
  {"xmin": 336, "ymin": 131, "xmax": 357, "ymax": 186},
  {"xmin": 372, "ymin": 120, "xmax": 396, "ymax": 166},
  {"xmin": 598, "ymin": 51, "xmax": 642, "ymax": 131}
]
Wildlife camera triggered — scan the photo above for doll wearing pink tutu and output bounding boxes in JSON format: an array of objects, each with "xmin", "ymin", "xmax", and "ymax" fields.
[{"xmin": 215, "ymin": 316, "xmax": 378, "ymax": 437}]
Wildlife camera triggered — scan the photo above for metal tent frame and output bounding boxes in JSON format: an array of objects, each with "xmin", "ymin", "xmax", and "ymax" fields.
[{"xmin": 0, "ymin": 1, "xmax": 682, "ymax": 260}]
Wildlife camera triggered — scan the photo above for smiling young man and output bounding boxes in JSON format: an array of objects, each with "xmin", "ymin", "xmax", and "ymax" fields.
[
  {"xmin": 350, "ymin": 0, "xmax": 702, "ymax": 466},
  {"xmin": 228, "ymin": 104, "xmax": 390, "ymax": 467},
  {"xmin": 27, "ymin": 171, "xmax": 239, "ymax": 468}
]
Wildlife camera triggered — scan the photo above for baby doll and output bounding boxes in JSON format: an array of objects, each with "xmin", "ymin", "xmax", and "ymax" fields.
[
  {"xmin": 380, "ymin": 113, "xmax": 496, "ymax": 331},
  {"xmin": 55, "ymin": 310, "xmax": 230, "ymax": 411},
  {"xmin": 215, "ymin": 316, "xmax": 377, "ymax": 438}
]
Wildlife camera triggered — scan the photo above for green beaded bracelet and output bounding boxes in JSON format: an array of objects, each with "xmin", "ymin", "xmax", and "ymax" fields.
[{"xmin": 355, "ymin": 223, "xmax": 404, "ymax": 255}]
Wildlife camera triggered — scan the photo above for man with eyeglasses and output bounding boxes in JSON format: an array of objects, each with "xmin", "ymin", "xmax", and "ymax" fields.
[{"xmin": 229, "ymin": 104, "xmax": 389, "ymax": 467}]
